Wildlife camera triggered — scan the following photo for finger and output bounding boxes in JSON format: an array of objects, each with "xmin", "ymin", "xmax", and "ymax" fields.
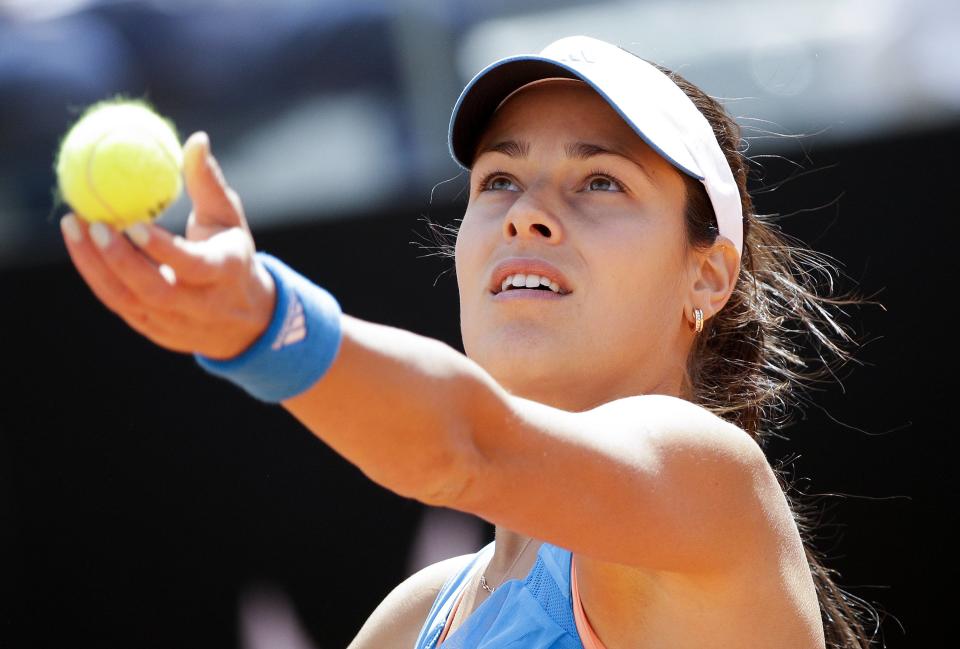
[
  {"xmin": 123, "ymin": 221, "xmax": 226, "ymax": 285},
  {"xmin": 61, "ymin": 214, "xmax": 207, "ymax": 352},
  {"xmin": 85, "ymin": 220, "xmax": 182, "ymax": 309},
  {"xmin": 61, "ymin": 213, "xmax": 152, "ymax": 321},
  {"xmin": 86, "ymin": 220, "xmax": 213, "ymax": 318},
  {"xmin": 182, "ymin": 131, "xmax": 247, "ymax": 232}
]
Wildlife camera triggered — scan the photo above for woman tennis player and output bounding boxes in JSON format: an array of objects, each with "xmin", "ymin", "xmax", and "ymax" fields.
[{"xmin": 60, "ymin": 36, "xmax": 874, "ymax": 648}]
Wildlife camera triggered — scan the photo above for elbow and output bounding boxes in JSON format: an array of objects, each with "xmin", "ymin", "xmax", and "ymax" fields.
[
  {"xmin": 365, "ymin": 425, "xmax": 480, "ymax": 507},
  {"xmin": 406, "ymin": 373, "xmax": 494, "ymax": 509},
  {"xmin": 414, "ymin": 447, "xmax": 479, "ymax": 508},
  {"xmin": 356, "ymin": 435, "xmax": 480, "ymax": 507},
  {"xmin": 408, "ymin": 426, "xmax": 485, "ymax": 509}
]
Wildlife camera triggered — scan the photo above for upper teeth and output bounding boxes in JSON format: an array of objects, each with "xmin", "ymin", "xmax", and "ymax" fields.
[{"xmin": 501, "ymin": 273, "xmax": 562, "ymax": 293}]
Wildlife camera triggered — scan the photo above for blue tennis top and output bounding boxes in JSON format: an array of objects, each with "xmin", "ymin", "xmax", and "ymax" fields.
[{"xmin": 413, "ymin": 541, "xmax": 591, "ymax": 649}]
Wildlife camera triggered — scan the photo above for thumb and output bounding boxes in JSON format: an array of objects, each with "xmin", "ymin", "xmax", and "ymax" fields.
[{"xmin": 182, "ymin": 131, "xmax": 249, "ymax": 234}]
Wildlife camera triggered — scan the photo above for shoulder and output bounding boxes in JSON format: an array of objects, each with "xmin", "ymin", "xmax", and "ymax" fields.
[
  {"xmin": 588, "ymin": 393, "xmax": 770, "ymax": 474},
  {"xmin": 347, "ymin": 553, "xmax": 476, "ymax": 649},
  {"xmin": 591, "ymin": 394, "xmax": 790, "ymax": 562}
]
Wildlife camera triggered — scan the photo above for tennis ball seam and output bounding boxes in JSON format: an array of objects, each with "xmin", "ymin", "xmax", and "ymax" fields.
[
  {"xmin": 83, "ymin": 121, "xmax": 182, "ymax": 226},
  {"xmin": 57, "ymin": 99, "xmax": 183, "ymax": 227}
]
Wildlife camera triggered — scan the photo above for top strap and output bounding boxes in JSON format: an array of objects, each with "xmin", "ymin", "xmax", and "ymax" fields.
[{"xmin": 413, "ymin": 542, "xmax": 495, "ymax": 649}]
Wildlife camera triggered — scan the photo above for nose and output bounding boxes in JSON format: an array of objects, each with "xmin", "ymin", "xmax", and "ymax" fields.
[{"xmin": 502, "ymin": 190, "xmax": 564, "ymax": 244}]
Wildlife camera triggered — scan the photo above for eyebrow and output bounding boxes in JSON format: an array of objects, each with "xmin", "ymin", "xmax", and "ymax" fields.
[
  {"xmin": 475, "ymin": 139, "xmax": 652, "ymax": 180},
  {"xmin": 478, "ymin": 139, "xmax": 530, "ymax": 159}
]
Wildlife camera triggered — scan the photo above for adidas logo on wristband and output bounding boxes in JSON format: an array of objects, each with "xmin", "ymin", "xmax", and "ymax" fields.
[
  {"xmin": 272, "ymin": 294, "xmax": 307, "ymax": 350},
  {"xmin": 194, "ymin": 253, "xmax": 342, "ymax": 403}
]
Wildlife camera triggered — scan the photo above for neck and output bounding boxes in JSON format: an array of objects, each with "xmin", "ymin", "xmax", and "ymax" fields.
[
  {"xmin": 500, "ymin": 369, "xmax": 685, "ymax": 412},
  {"xmin": 483, "ymin": 527, "xmax": 537, "ymax": 582},
  {"xmin": 493, "ymin": 527, "xmax": 532, "ymax": 563}
]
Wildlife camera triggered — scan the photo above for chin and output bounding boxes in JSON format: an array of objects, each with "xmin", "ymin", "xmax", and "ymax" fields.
[{"xmin": 467, "ymin": 331, "xmax": 578, "ymax": 391}]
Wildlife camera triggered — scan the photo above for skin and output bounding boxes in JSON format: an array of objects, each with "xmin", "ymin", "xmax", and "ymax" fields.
[
  {"xmin": 458, "ymin": 79, "xmax": 712, "ymax": 410},
  {"xmin": 60, "ymin": 81, "xmax": 825, "ymax": 648}
]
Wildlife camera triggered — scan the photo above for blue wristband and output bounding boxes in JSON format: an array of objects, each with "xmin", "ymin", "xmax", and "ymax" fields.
[{"xmin": 194, "ymin": 252, "xmax": 343, "ymax": 403}]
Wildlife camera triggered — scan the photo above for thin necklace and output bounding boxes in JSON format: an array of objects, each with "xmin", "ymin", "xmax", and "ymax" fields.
[{"xmin": 479, "ymin": 537, "xmax": 534, "ymax": 594}]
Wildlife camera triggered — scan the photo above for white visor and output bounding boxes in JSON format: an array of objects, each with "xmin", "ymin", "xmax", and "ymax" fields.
[{"xmin": 448, "ymin": 35, "xmax": 743, "ymax": 256}]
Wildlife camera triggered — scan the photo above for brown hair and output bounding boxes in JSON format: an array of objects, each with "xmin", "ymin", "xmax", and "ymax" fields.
[
  {"xmin": 660, "ymin": 62, "xmax": 878, "ymax": 648},
  {"xmin": 419, "ymin": 63, "xmax": 880, "ymax": 648}
]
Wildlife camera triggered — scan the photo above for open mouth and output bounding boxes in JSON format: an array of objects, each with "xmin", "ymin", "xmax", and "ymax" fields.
[
  {"xmin": 488, "ymin": 258, "xmax": 573, "ymax": 297},
  {"xmin": 497, "ymin": 273, "xmax": 565, "ymax": 295}
]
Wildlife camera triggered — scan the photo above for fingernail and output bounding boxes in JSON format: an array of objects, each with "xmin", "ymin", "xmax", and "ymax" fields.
[
  {"xmin": 196, "ymin": 131, "xmax": 210, "ymax": 152},
  {"xmin": 60, "ymin": 214, "xmax": 82, "ymax": 244},
  {"xmin": 89, "ymin": 222, "xmax": 112, "ymax": 249},
  {"xmin": 159, "ymin": 264, "xmax": 177, "ymax": 285},
  {"xmin": 199, "ymin": 135, "xmax": 227, "ymax": 182},
  {"xmin": 125, "ymin": 222, "xmax": 150, "ymax": 247}
]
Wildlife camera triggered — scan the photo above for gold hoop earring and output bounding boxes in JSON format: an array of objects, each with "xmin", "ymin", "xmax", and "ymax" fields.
[{"xmin": 693, "ymin": 308, "xmax": 704, "ymax": 334}]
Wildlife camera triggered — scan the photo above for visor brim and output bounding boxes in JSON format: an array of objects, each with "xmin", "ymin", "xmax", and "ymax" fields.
[{"xmin": 447, "ymin": 56, "xmax": 704, "ymax": 182}]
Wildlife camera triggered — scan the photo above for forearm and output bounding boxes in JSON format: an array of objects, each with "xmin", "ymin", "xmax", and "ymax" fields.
[{"xmin": 281, "ymin": 314, "xmax": 491, "ymax": 504}]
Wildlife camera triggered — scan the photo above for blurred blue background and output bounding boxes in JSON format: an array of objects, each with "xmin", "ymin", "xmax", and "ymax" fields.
[
  {"xmin": 2, "ymin": 0, "xmax": 959, "ymax": 266},
  {"xmin": 1, "ymin": 0, "xmax": 957, "ymax": 647}
]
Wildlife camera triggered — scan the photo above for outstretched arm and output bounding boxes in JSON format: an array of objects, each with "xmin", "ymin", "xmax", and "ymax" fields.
[
  {"xmin": 61, "ymin": 131, "xmax": 782, "ymax": 574},
  {"xmin": 284, "ymin": 315, "xmax": 778, "ymax": 573}
]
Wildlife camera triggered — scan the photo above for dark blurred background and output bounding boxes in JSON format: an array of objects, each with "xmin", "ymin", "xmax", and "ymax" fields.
[{"xmin": 1, "ymin": 0, "xmax": 956, "ymax": 647}]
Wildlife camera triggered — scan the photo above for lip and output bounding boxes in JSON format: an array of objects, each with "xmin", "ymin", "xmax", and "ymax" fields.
[
  {"xmin": 492, "ymin": 287, "xmax": 567, "ymax": 302},
  {"xmin": 488, "ymin": 257, "xmax": 573, "ymax": 295}
]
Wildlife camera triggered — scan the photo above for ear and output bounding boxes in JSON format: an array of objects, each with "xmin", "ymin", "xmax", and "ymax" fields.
[{"xmin": 686, "ymin": 235, "xmax": 740, "ymax": 322}]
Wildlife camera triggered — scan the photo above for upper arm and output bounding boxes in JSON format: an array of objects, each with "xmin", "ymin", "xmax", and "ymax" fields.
[
  {"xmin": 449, "ymin": 391, "xmax": 784, "ymax": 574},
  {"xmin": 347, "ymin": 554, "xmax": 470, "ymax": 649}
]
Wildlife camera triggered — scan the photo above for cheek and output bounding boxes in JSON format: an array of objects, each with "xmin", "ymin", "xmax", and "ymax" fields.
[
  {"xmin": 586, "ymin": 234, "xmax": 687, "ymax": 327},
  {"xmin": 454, "ymin": 208, "xmax": 493, "ymax": 303},
  {"xmin": 453, "ymin": 215, "xmax": 476, "ymax": 289},
  {"xmin": 453, "ymin": 217, "xmax": 488, "ymax": 358}
]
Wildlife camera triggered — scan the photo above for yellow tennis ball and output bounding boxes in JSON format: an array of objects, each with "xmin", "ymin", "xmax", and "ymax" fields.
[{"xmin": 56, "ymin": 99, "xmax": 183, "ymax": 228}]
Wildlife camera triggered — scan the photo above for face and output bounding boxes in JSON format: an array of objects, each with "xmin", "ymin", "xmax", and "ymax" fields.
[{"xmin": 455, "ymin": 79, "xmax": 700, "ymax": 409}]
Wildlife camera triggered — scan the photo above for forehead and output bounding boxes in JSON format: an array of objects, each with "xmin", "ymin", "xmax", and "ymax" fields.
[{"xmin": 473, "ymin": 79, "xmax": 656, "ymax": 163}]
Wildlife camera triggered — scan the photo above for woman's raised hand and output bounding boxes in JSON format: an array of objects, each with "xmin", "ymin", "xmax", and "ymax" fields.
[{"xmin": 60, "ymin": 131, "xmax": 276, "ymax": 360}]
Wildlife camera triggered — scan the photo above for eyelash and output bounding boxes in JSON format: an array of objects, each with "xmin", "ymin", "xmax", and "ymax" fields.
[
  {"xmin": 475, "ymin": 169, "xmax": 627, "ymax": 193},
  {"xmin": 586, "ymin": 169, "xmax": 626, "ymax": 193},
  {"xmin": 474, "ymin": 170, "xmax": 511, "ymax": 192}
]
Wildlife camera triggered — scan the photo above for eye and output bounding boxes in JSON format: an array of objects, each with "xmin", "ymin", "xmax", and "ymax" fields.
[
  {"xmin": 477, "ymin": 170, "xmax": 520, "ymax": 193},
  {"xmin": 584, "ymin": 170, "xmax": 625, "ymax": 193}
]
